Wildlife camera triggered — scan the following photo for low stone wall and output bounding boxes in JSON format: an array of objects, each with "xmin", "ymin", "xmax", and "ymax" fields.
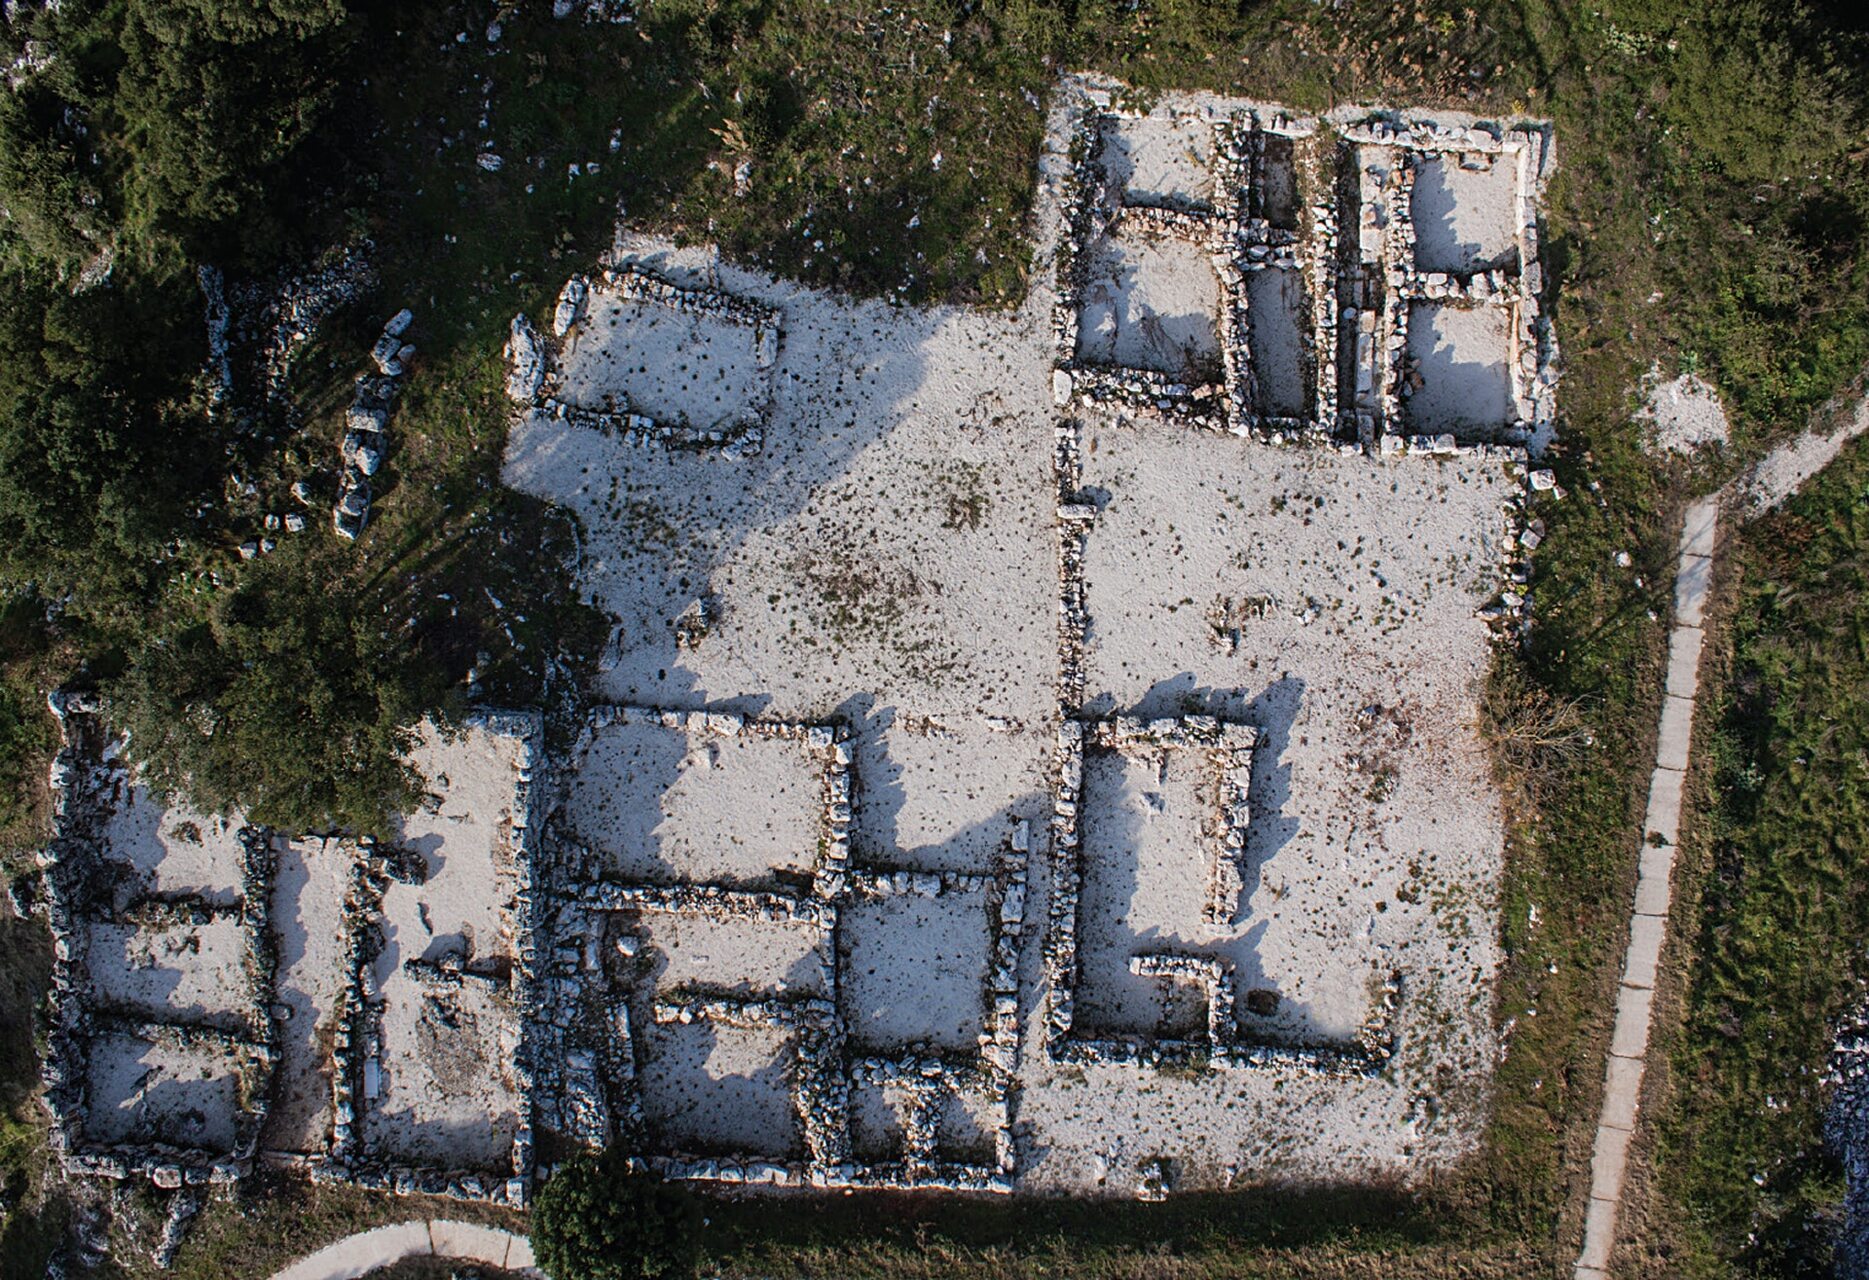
[
  {"xmin": 1051, "ymin": 82, "xmax": 1557, "ymax": 451},
  {"xmin": 1050, "ymin": 89, "xmax": 1333, "ymax": 443},
  {"xmin": 533, "ymin": 704, "xmax": 1024, "ymax": 1194},
  {"xmin": 505, "ymin": 263, "xmax": 781, "ymax": 460},
  {"xmin": 321, "ymin": 710, "xmax": 542, "ymax": 1208},
  {"xmin": 37, "ymin": 693, "xmax": 278, "ymax": 1192},
  {"xmin": 333, "ymin": 309, "xmax": 415, "ymax": 541}
]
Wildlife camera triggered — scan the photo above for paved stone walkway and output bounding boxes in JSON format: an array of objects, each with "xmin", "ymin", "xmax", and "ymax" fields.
[
  {"xmin": 1573, "ymin": 496, "xmax": 1718, "ymax": 1280},
  {"xmin": 269, "ymin": 1219, "xmax": 537, "ymax": 1280}
]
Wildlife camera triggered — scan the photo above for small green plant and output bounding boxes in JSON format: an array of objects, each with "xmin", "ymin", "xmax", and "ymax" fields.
[{"xmin": 531, "ymin": 1150, "xmax": 704, "ymax": 1280}]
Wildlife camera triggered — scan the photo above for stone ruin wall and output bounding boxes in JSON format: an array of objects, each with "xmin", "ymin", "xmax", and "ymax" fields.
[
  {"xmin": 506, "ymin": 263, "xmax": 781, "ymax": 460},
  {"xmin": 37, "ymin": 693, "xmax": 277, "ymax": 1193},
  {"xmin": 530, "ymin": 706, "xmax": 1028, "ymax": 1195},
  {"xmin": 1050, "ymin": 82, "xmax": 1556, "ymax": 459}
]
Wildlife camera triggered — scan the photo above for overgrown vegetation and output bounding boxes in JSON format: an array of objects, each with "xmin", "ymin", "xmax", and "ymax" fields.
[{"xmin": 0, "ymin": 0, "xmax": 1864, "ymax": 1275}]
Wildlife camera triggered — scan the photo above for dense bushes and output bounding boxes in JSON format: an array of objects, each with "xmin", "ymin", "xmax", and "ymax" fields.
[
  {"xmin": 105, "ymin": 547, "xmax": 459, "ymax": 833},
  {"xmin": 0, "ymin": 0, "xmax": 356, "ymax": 272},
  {"xmin": 531, "ymin": 1152, "xmax": 703, "ymax": 1280}
]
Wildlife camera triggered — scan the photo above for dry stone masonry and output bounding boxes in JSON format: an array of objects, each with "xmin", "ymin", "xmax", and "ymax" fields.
[
  {"xmin": 530, "ymin": 706, "xmax": 1024, "ymax": 1194},
  {"xmin": 334, "ymin": 308, "xmax": 416, "ymax": 541},
  {"xmin": 1052, "ymin": 81, "xmax": 1555, "ymax": 454},
  {"xmin": 39, "ymin": 694, "xmax": 277, "ymax": 1191},
  {"xmin": 40, "ymin": 75, "xmax": 1563, "ymax": 1210},
  {"xmin": 507, "ymin": 263, "xmax": 782, "ymax": 460},
  {"xmin": 1040, "ymin": 714, "xmax": 1397, "ymax": 1076}
]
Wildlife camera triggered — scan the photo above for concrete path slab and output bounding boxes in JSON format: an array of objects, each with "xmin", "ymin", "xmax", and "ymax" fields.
[
  {"xmin": 1664, "ymin": 626, "xmax": 1705, "ymax": 701},
  {"xmin": 1681, "ymin": 498, "xmax": 1719, "ymax": 560},
  {"xmin": 269, "ymin": 1219, "xmax": 538, "ymax": 1280},
  {"xmin": 1622, "ymin": 914, "xmax": 1666, "ymax": 993},
  {"xmin": 1642, "ymin": 768, "xmax": 1685, "ymax": 848},
  {"xmin": 1600, "ymin": 1054, "xmax": 1645, "ymax": 1133},
  {"xmin": 1632, "ymin": 847, "xmax": 1674, "ymax": 918},
  {"xmin": 1655, "ymin": 696, "xmax": 1695, "ymax": 773},
  {"xmin": 1675, "ymin": 555, "xmax": 1712, "ymax": 628},
  {"xmin": 1610, "ymin": 985, "xmax": 1654, "ymax": 1059},
  {"xmin": 430, "ymin": 1219, "xmax": 518, "ymax": 1268},
  {"xmin": 1575, "ymin": 497, "xmax": 1717, "ymax": 1279},
  {"xmin": 1588, "ymin": 1123, "xmax": 1634, "ymax": 1204},
  {"xmin": 273, "ymin": 1223, "xmax": 433, "ymax": 1280}
]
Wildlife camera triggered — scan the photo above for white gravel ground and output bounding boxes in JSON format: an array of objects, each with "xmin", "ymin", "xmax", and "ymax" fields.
[
  {"xmin": 1405, "ymin": 302, "xmax": 1514, "ymax": 434},
  {"xmin": 363, "ymin": 721, "xmax": 528, "ymax": 1171},
  {"xmin": 266, "ymin": 835, "xmax": 359, "ymax": 1155},
  {"xmin": 100, "ymin": 784, "xmax": 247, "ymax": 906},
  {"xmin": 1410, "ymin": 152, "xmax": 1520, "ymax": 274},
  {"xmin": 556, "ymin": 292, "xmax": 765, "ymax": 430},
  {"xmin": 505, "ymin": 80, "xmax": 1521, "ymax": 1195},
  {"xmin": 563, "ymin": 717, "xmax": 823, "ymax": 887},
  {"xmin": 86, "ymin": 1032, "xmax": 241, "ymax": 1151},
  {"xmin": 1637, "ymin": 367, "xmax": 1731, "ymax": 457}
]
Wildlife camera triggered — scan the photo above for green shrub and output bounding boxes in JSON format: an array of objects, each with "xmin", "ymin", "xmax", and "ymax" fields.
[{"xmin": 532, "ymin": 1151, "xmax": 703, "ymax": 1280}]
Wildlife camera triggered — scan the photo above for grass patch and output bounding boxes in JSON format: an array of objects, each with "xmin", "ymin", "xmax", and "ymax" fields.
[{"xmin": 1651, "ymin": 434, "xmax": 1869, "ymax": 1277}]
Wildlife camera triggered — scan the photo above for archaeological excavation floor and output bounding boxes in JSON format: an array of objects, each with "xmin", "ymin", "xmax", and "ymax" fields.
[{"xmin": 39, "ymin": 76, "xmax": 1553, "ymax": 1205}]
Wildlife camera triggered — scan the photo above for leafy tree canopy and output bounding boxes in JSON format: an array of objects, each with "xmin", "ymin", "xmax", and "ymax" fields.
[
  {"xmin": 106, "ymin": 547, "xmax": 460, "ymax": 833},
  {"xmin": 532, "ymin": 1151, "xmax": 705, "ymax": 1280}
]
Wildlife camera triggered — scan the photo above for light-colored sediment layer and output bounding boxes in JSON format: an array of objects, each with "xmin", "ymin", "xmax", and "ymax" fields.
[
  {"xmin": 557, "ymin": 291, "xmax": 764, "ymax": 430},
  {"xmin": 1099, "ymin": 113, "xmax": 1217, "ymax": 209},
  {"xmin": 1075, "ymin": 229, "xmax": 1221, "ymax": 377},
  {"xmin": 1076, "ymin": 743, "xmax": 1218, "ymax": 1037},
  {"xmin": 563, "ymin": 716, "xmax": 822, "ymax": 886},
  {"xmin": 1410, "ymin": 152, "xmax": 1519, "ymax": 275},
  {"xmin": 363, "ymin": 721, "xmax": 527, "ymax": 1171},
  {"xmin": 640, "ymin": 1019, "xmax": 801, "ymax": 1159},
  {"xmin": 841, "ymin": 887, "xmax": 993, "ymax": 1052},
  {"xmin": 99, "ymin": 783, "xmax": 248, "ymax": 905},
  {"xmin": 267, "ymin": 836, "xmax": 359, "ymax": 1155},
  {"xmin": 84, "ymin": 918, "xmax": 252, "ymax": 1029},
  {"xmin": 1405, "ymin": 303, "xmax": 1513, "ymax": 433},
  {"xmin": 86, "ymin": 1031, "xmax": 242, "ymax": 1151},
  {"xmin": 630, "ymin": 908, "xmax": 828, "ymax": 998},
  {"xmin": 849, "ymin": 718, "xmax": 1048, "ymax": 874}
]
